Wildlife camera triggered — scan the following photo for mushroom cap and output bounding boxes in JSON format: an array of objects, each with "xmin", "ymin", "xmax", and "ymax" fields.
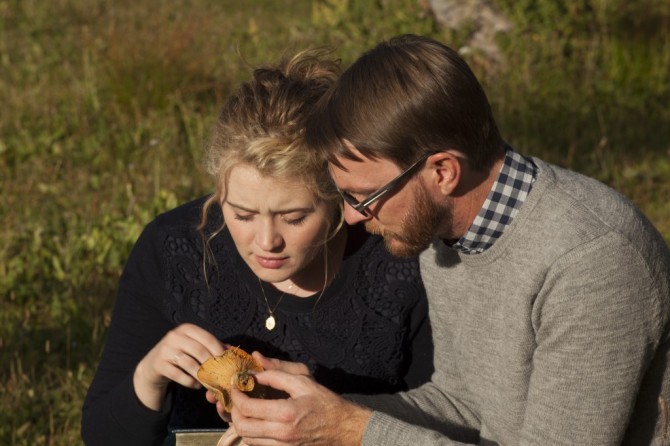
[{"xmin": 197, "ymin": 347, "xmax": 267, "ymax": 412}]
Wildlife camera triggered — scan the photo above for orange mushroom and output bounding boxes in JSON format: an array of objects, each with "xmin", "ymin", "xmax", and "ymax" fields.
[{"xmin": 197, "ymin": 347, "xmax": 268, "ymax": 412}]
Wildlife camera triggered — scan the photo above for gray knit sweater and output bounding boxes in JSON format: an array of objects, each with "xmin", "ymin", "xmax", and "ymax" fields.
[{"xmin": 355, "ymin": 158, "xmax": 670, "ymax": 445}]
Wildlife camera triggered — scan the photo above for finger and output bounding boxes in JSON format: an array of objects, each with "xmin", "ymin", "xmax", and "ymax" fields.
[
  {"xmin": 167, "ymin": 340, "xmax": 212, "ymax": 378},
  {"xmin": 252, "ymin": 369, "xmax": 315, "ymax": 398},
  {"xmin": 237, "ymin": 423, "xmax": 291, "ymax": 445},
  {"xmin": 205, "ymin": 390, "xmax": 218, "ymax": 404},
  {"xmin": 217, "ymin": 401, "xmax": 231, "ymax": 422},
  {"xmin": 164, "ymin": 329, "xmax": 229, "ymax": 378},
  {"xmin": 174, "ymin": 323, "xmax": 227, "ymax": 358},
  {"xmin": 162, "ymin": 362, "xmax": 202, "ymax": 389},
  {"xmin": 231, "ymin": 387, "xmax": 298, "ymax": 423},
  {"xmin": 252, "ymin": 352, "xmax": 310, "ymax": 375},
  {"xmin": 203, "ymin": 389, "xmax": 231, "ymax": 421},
  {"xmin": 234, "ymin": 411, "xmax": 293, "ymax": 445}
]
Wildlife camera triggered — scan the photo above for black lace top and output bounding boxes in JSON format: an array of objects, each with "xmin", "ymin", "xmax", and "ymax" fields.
[{"xmin": 81, "ymin": 196, "xmax": 433, "ymax": 446}]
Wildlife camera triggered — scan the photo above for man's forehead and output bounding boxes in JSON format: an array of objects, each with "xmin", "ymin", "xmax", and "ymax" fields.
[
  {"xmin": 335, "ymin": 139, "xmax": 383, "ymax": 164},
  {"xmin": 328, "ymin": 155, "xmax": 398, "ymax": 190},
  {"xmin": 331, "ymin": 143, "xmax": 383, "ymax": 168}
]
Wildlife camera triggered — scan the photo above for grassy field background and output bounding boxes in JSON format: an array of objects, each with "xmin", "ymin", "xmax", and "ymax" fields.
[{"xmin": 1, "ymin": 0, "xmax": 668, "ymax": 444}]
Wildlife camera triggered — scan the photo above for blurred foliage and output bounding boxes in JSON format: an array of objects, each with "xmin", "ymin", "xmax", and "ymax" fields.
[
  {"xmin": 491, "ymin": 0, "xmax": 670, "ymax": 164},
  {"xmin": 0, "ymin": 0, "xmax": 668, "ymax": 444}
]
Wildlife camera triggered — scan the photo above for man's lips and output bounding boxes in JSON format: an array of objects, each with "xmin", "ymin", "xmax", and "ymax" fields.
[{"xmin": 255, "ymin": 255, "xmax": 288, "ymax": 269}]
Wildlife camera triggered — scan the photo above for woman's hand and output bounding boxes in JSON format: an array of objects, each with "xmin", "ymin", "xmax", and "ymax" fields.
[{"xmin": 133, "ymin": 323, "xmax": 226, "ymax": 411}]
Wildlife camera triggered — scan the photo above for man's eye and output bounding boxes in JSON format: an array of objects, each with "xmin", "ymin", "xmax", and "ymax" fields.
[
  {"xmin": 342, "ymin": 192, "xmax": 358, "ymax": 204},
  {"xmin": 354, "ymin": 190, "xmax": 373, "ymax": 200}
]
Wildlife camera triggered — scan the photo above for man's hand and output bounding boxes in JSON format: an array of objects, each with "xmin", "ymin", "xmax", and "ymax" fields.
[
  {"xmin": 205, "ymin": 351, "xmax": 311, "ymax": 421},
  {"xmin": 228, "ymin": 352, "xmax": 372, "ymax": 445}
]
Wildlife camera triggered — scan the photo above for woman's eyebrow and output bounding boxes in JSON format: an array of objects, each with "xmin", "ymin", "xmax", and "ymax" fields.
[
  {"xmin": 225, "ymin": 200, "xmax": 314, "ymax": 214},
  {"xmin": 274, "ymin": 207, "xmax": 314, "ymax": 215},
  {"xmin": 225, "ymin": 201, "xmax": 255, "ymax": 213}
]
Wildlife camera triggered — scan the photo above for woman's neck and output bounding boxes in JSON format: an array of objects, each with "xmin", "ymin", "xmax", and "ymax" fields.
[{"xmin": 273, "ymin": 226, "xmax": 348, "ymax": 297}]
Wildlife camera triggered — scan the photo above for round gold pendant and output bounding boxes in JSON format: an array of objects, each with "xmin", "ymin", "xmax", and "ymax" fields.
[{"xmin": 265, "ymin": 315, "xmax": 276, "ymax": 331}]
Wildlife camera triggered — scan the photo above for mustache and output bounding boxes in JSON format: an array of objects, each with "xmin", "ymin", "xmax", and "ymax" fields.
[
  {"xmin": 364, "ymin": 221, "xmax": 383, "ymax": 236},
  {"xmin": 364, "ymin": 221, "xmax": 405, "ymax": 242}
]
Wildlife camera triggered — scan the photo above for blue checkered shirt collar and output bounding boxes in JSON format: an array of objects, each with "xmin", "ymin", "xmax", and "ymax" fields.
[{"xmin": 450, "ymin": 146, "xmax": 537, "ymax": 254}]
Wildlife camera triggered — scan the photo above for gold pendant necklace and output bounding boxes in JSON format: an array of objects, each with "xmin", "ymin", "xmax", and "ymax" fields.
[{"xmin": 258, "ymin": 278, "xmax": 286, "ymax": 331}]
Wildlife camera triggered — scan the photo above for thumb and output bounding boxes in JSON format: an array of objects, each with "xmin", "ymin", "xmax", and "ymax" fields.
[
  {"xmin": 252, "ymin": 369, "xmax": 315, "ymax": 398},
  {"xmin": 252, "ymin": 351, "xmax": 310, "ymax": 375}
]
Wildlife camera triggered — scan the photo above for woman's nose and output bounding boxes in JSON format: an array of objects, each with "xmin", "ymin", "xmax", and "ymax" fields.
[{"xmin": 255, "ymin": 221, "xmax": 284, "ymax": 252}]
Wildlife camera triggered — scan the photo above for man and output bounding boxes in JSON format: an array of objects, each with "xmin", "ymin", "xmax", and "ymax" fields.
[{"xmin": 223, "ymin": 34, "xmax": 670, "ymax": 445}]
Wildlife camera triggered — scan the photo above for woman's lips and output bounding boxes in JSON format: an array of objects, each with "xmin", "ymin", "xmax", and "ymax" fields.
[{"xmin": 255, "ymin": 255, "xmax": 288, "ymax": 269}]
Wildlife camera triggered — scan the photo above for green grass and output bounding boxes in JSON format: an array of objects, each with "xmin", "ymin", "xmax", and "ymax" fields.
[{"xmin": 1, "ymin": 0, "xmax": 668, "ymax": 444}]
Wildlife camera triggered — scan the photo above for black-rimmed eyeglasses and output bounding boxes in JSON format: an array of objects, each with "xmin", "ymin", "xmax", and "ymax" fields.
[{"xmin": 336, "ymin": 152, "xmax": 434, "ymax": 217}]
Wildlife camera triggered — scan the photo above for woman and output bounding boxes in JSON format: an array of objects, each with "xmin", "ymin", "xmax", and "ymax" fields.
[{"xmin": 81, "ymin": 50, "xmax": 433, "ymax": 446}]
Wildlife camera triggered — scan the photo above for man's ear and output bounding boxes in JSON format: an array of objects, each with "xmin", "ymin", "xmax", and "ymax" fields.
[{"xmin": 426, "ymin": 151, "xmax": 461, "ymax": 196}]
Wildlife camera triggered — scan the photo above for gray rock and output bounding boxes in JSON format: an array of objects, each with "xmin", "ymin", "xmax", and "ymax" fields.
[{"xmin": 426, "ymin": 0, "xmax": 511, "ymax": 68}]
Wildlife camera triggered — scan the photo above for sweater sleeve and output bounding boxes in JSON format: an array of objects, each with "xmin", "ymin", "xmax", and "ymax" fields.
[
  {"xmin": 363, "ymin": 411, "xmax": 472, "ymax": 445},
  {"xmin": 356, "ymin": 231, "xmax": 669, "ymax": 445},
  {"xmin": 350, "ymin": 382, "xmax": 481, "ymax": 444},
  {"xmin": 518, "ymin": 232, "xmax": 668, "ymax": 445},
  {"xmin": 81, "ymin": 220, "xmax": 176, "ymax": 446}
]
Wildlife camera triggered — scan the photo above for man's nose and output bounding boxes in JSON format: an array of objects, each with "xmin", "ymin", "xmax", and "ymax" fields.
[{"xmin": 343, "ymin": 204, "xmax": 371, "ymax": 225}]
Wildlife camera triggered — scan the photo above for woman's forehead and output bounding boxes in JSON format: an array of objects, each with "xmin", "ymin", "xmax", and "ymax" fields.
[{"xmin": 226, "ymin": 164, "xmax": 319, "ymax": 209}]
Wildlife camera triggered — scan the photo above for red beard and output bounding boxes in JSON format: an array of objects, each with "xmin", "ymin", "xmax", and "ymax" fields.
[{"xmin": 365, "ymin": 180, "xmax": 450, "ymax": 258}]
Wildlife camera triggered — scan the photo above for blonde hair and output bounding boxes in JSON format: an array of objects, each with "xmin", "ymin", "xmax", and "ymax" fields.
[{"xmin": 199, "ymin": 49, "xmax": 343, "ymax": 258}]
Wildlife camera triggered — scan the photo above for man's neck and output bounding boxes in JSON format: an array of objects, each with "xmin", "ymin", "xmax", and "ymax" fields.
[{"xmin": 447, "ymin": 157, "xmax": 505, "ymax": 240}]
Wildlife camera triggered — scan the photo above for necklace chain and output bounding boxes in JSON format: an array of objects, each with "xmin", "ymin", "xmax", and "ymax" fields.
[{"xmin": 258, "ymin": 278, "xmax": 286, "ymax": 331}]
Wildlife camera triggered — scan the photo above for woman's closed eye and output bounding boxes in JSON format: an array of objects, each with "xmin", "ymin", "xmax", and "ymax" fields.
[
  {"xmin": 283, "ymin": 215, "xmax": 307, "ymax": 226},
  {"xmin": 233, "ymin": 213, "xmax": 254, "ymax": 222},
  {"xmin": 232, "ymin": 213, "xmax": 307, "ymax": 226}
]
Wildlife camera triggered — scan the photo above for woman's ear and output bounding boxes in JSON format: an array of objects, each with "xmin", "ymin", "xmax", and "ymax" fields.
[{"xmin": 426, "ymin": 151, "xmax": 461, "ymax": 196}]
